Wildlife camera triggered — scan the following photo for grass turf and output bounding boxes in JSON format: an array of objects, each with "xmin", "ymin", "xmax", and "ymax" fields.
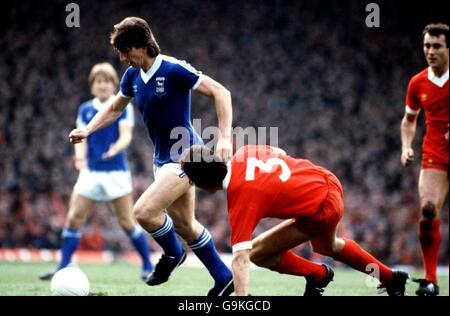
[{"xmin": 0, "ymin": 262, "xmax": 447, "ymax": 296}]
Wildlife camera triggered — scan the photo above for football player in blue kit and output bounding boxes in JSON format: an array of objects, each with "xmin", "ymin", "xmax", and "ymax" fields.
[
  {"xmin": 69, "ymin": 17, "xmax": 234, "ymax": 296},
  {"xmin": 40, "ymin": 62, "xmax": 153, "ymax": 281}
]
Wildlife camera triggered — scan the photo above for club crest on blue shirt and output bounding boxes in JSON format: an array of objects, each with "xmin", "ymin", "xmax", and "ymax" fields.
[
  {"xmin": 155, "ymin": 77, "xmax": 166, "ymax": 97},
  {"xmin": 133, "ymin": 84, "xmax": 138, "ymax": 94}
]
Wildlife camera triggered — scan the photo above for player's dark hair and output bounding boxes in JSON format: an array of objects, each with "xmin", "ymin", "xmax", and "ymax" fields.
[
  {"xmin": 180, "ymin": 145, "xmax": 228, "ymax": 190},
  {"xmin": 110, "ymin": 17, "xmax": 160, "ymax": 57},
  {"xmin": 422, "ymin": 23, "xmax": 449, "ymax": 47}
]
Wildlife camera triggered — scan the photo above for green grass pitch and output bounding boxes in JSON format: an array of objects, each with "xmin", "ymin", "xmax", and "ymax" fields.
[{"xmin": 0, "ymin": 262, "xmax": 447, "ymax": 296}]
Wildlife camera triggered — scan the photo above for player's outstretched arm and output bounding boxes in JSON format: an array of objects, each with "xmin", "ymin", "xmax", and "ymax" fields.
[
  {"xmin": 195, "ymin": 75, "xmax": 233, "ymax": 162},
  {"xmin": 231, "ymin": 249, "xmax": 251, "ymax": 296},
  {"xmin": 400, "ymin": 112, "xmax": 418, "ymax": 167},
  {"xmin": 69, "ymin": 95, "xmax": 129, "ymax": 144}
]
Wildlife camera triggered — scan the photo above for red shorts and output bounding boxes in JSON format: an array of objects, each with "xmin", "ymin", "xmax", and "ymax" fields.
[
  {"xmin": 422, "ymin": 152, "xmax": 449, "ymax": 172},
  {"xmin": 294, "ymin": 173, "xmax": 344, "ymax": 237}
]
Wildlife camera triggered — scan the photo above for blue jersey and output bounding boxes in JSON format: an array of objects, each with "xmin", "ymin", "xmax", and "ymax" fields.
[
  {"xmin": 119, "ymin": 54, "xmax": 204, "ymax": 166},
  {"xmin": 76, "ymin": 96, "xmax": 134, "ymax": 171}
]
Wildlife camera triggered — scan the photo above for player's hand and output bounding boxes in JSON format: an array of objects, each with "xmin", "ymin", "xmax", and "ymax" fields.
[
  {"xmin": 69, "ymin": 128, "xmax": 88, "ymax": 144},
  {"xmin": 102, "ymin": 145, "xmax": 118, "ymax": 160},
  {"xmin": 401, "ymin": 148, "xmax": 414, "ymax": 167},
  {"xmin": 216, "ymin": 137, "xmax": 232, "ymax": 162}
]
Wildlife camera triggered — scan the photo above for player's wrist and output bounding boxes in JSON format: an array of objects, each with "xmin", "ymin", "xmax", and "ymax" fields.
[
  {"xmin": 219, "ymin": 127, "xmax": 232, "ymax": 140},
  {"xmin": 109, "ymin": 144, "xmax": 120, "ymax": 154}
]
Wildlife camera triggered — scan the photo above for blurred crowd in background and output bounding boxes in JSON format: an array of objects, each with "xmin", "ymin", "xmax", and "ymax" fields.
[{"xmin": 0, "ymin": 0, "xmax": 448, "ymax": 267}]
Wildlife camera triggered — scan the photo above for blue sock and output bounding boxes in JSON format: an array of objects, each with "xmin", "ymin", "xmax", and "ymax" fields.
[
  {"xmin": 56, "ymin": 227, "xmax": 81, "ymax": 271},
  {"xmin": 150, "ymin": 215, "xmax": 184, "ymax": 258},
  {"xmin": 189, "ymin": 228, "xmax": 232, "ymax": 286},
  {"xmin": 129, "ymin": 225, "xmax": 153, "ymax": 272}
]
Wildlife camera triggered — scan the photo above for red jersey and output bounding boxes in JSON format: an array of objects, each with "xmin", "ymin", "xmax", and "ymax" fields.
[
  {"xmin": 405, "ymin": 67, "xmax": 449, "ymax": 164},
  {"xmin": 225, "ymin": 145, "xmax": 334, "ymax": 252}
]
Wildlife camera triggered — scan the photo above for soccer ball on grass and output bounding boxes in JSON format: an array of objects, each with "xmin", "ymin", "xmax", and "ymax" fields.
[{"xmin": 50, "ymin": 267, "xmax": 90, "ymax": 296}]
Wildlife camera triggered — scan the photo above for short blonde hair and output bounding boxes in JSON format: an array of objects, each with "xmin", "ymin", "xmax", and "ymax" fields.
[{"xmin": 88, "ymin": 62, "xmax": 119, "ymax": 89}]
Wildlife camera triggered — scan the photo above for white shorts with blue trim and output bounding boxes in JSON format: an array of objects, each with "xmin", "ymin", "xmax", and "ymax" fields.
[
  {"xmin": 73, "ymin": 169, "xmax": 132, "ymax": 202},
  {"xmin": 153, "ymin": 163, "xmax": 185, "ymax": 181}
]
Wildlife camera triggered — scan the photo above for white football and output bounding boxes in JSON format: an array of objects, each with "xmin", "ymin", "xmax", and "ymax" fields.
[{"xmin": 50, "ymin": 267, "xmax": 90, "ymax": 296}]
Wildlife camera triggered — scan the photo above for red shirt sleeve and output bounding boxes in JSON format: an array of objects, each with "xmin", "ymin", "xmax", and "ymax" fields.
[
  {"xmin": 227, "ymin": 194, "xmax": 262, "ymax": 249},
  {"xmin": 405, "ymin": 77, "xmax": 421, "ymax": 114}
]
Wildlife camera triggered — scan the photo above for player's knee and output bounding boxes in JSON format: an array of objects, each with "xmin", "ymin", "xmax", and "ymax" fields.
[
  {"xmin": 133, "ymin": 205, "xmax": 154, "ymax": 226},
  {"xmin": 249, "ymin": 250, "xmax": 262, "ymax": 266},
  {"xmin": 421, "ymin": 201, "xmax": 437, "ymax": 221},
  {"xmin": 117, "ymin": 217, "xmax": 133, "ymax": 232},
  {"xmin": 249, "ymin": 250, "xmax": 272, "ymax": 268},
  {"xmin": 311, "ymin": 242, "xmax": 337, "ymax": 257},
  {"xmin": 66, "ymin": 212, "xmax": 84, "ymax": 228}
]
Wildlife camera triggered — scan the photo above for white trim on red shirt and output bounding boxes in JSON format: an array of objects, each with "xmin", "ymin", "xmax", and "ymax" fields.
[
  {"xmin": 405, "ymin": 105, "xmax": 421, "ymax": 115},
  {"xmin": 232, "ymin": 241, "xmax": 252, "ymax": 253},
  {"xmin": 427, "ymin": 67, "xmax": 449, "ymax": 88},
  {"xmin": 222, "ymin": 161, "xmax": 232, "ymax": 191}
]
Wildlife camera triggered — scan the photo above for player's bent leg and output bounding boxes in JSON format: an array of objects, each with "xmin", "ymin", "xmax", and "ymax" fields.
[
  {"xmin": 168, "ymin": 186, "xmax": 233, "ymax": 296},
  {"xmin": 39, "ymin": 193, "xmax": 94, "ymax": 281},
  {"xmin": 139, "ymin": 171, "xmax": 190, "ymax": 286},
  {"xmin": 415, "ymin": 168, "xmax": 448, "ymax": 295},
  {"xmin": 250, "ymin": 220, "xmax": 332, "ymax": 296},
  {"xmin": 323, "ymin": 228, "xmax": 409, "ymax": 296},
  {"xmin": 309, "ymin": 227, "xmax": 345, "ymax": 257},
  {"xmin": 251, "ymin": 219, "xmax": 311, "ymax": 268},
  {"xmin": 111, "ymin": 194, "xmax": 153, "ymax": 280},
  {"xmin": 167, "ymin": 185, "xmax": 201, "ymax": 242},
  {"xmin": 133, "ymin": 170, "xmax": 191, "ymax": 231}
]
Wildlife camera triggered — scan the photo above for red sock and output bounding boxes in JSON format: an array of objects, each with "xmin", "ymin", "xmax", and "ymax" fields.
[
  {"xmin": 419, "ymin": 219, "xmax": 441, "ymax": 284},
  {"xmin": 334, "ymin": 238, "xmax": 393, "ymax": 285},
  {"xmin": 276, "ymin": 250, "xmax": 327, "ymax": 281}
]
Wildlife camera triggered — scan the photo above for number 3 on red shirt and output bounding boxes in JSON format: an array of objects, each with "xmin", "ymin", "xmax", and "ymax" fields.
[{"xmin": 245, "ymin": 157, "xmax": 291, "ymax": 182}]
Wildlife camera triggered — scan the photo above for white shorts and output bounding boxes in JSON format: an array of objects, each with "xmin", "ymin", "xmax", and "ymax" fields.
[
  {"xmin": 73, "ymin": 169, "xmax": 132, "ymax": 202},
  {"xmin": 153, "ymin": 163, "xmax": 186, "ymax": 181}
]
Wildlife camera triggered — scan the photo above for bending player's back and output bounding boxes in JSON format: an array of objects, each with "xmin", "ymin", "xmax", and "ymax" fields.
[{"xmin": 227, "ymin": 145, "xmax": 333, "ymax": 218}]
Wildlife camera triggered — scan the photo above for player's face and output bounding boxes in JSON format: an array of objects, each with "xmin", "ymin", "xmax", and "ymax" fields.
[
  {"xmin": 119, "ymin": 47, "xmax": 147, "ymax": 68},
  {"xmin": 91, "ymin": 74, "xmax": 115, "ymax": 102},
  {"xmin": 423, "ymin": 33, "xmax": 449, "ymax": 71}
]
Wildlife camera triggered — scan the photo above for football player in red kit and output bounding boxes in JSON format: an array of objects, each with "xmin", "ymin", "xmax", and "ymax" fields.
[
  {"xmin": 401, "ymin": 23, "xmax": 449, "ymax": 296},
  {"xmin": 180, "ymin": 145, "xmax": 409, "ymax": 296}
]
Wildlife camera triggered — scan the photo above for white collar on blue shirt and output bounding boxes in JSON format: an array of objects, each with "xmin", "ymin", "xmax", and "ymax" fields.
[
  {"xmin": 92, "ymin": 95, "xmax": 115, "ymax": 112},
  {"xmin": 140, "ymin": 54, "xmax": 163, "ymax": 84}
]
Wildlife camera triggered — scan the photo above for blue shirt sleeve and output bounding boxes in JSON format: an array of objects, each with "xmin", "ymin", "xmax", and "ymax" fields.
[
  {"xmin": 119, "ymin": 67, "xmax": 135, "ymax": 98},
  {"xmin": 171, "ymin": 61, "xmax": 202, "ymax": 91}
]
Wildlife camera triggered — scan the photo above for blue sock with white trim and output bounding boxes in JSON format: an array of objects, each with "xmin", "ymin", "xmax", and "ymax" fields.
[
  {"xmin": 129, "ymin": 225, "xmax": 153, "ymax": 272},
  {"xmin": 150, "ymin": 215, "xmax": 184, "ymax": 259},
  {"xmin": 56, "ymin": 227, "xmax": 81, "ymax": 271},
  {"xmin": 188, "ymin": 228, "xmax": 232, "ymax": 286}
]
